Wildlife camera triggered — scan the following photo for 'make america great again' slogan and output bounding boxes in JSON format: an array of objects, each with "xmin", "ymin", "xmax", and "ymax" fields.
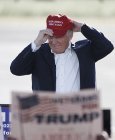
[{"xmin": 10, "ymin": 90, "xmax": 102, "ymax": 140}]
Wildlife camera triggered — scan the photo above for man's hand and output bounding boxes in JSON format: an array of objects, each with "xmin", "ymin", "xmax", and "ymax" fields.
[
  {"xmin": 72, "ymin": 21, "xmax": 84, "ymax": 32},
  {"xmin": 34, "ymin": 29, "xmax": 53, "ymax": 47}
]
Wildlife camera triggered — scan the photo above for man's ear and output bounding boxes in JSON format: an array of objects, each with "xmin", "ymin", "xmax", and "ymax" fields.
[{"xmin": 67, "ymin": 30, "xmax": 73, "ymax": 40}]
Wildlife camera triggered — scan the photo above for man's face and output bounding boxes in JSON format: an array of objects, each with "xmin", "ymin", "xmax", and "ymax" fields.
[{"xmin": 48, "ymin": 32, "xmax": 71, "ymax": 54}]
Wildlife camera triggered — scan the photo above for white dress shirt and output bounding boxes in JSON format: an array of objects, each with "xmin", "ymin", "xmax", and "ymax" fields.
[
  {"xmin": 31, "ymin": 42, "xmax": 80, "ymax": 94},
  {"xmin": 53, "ymin": 42, "xmax": 80, "ymax": 94}
]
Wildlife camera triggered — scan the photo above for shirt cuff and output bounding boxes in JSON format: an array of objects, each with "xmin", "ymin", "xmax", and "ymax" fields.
[{"xmin": 31, "ymin": 42, "xmax": 40, "ymax": 52}]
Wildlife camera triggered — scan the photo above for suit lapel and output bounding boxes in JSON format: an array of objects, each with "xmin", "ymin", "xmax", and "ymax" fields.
[
  {"xmin": 41, "ymin": 45, "xmax": 56, "ymax": 90},
  {"xmin": 42, "ymin": 45, "xmax": 55, "ymax": 68}
]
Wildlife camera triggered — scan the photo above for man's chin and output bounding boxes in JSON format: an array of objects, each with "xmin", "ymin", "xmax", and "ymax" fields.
[
  {"xmin": 50, "ymin": 46, "xmax": 65, "ymax": 54},
  {"xmin": 52, "ymin": 50, "xmax": 65, "ymax": 54}
]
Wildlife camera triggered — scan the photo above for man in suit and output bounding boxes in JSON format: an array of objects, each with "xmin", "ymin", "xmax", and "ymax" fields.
[{"xmin": 10, "ymin": 14, "xmax": 114, "ymax": 92}]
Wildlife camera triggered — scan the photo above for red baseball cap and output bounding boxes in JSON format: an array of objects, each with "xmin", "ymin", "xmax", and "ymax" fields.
[{"xmin": 46, "ymin": 14, "xmax": 74, "ymax": 37}]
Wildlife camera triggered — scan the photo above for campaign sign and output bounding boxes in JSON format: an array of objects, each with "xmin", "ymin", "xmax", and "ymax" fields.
[
  {"xmin": 10, "ymin": 90, "xmax": 102, "ymax": 140},
  {"xmin": 0, "ymin": 104, "xmax": 11, "ymax": 140}
]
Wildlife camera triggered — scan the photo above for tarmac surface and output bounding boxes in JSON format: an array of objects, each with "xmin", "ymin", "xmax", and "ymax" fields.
[{"xmin": 0, "ymin": 17, "xmax": 115, "ymax": 139}]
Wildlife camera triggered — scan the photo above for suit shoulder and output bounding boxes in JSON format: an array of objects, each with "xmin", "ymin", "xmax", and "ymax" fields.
[
  {"xmin": 40, "ymin": 43, "xmax": 49, "ymax": 49},
  {"xmin": 39, "ymin": 43, "xmax": 50, "ymax": 52},
  {"xmin": 74, "ymin": 39, "xmax": 90, "ymax": 49}
]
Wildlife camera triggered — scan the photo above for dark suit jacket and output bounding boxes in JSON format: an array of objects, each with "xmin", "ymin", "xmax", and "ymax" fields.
[{"xmin": 10, "ymin": 25, "xmax": 114, "ymax": 91}]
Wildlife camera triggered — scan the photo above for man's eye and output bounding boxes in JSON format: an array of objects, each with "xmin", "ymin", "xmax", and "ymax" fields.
[{"xmin": 48, "ymin": 36, "xmax": 53, "ymax": 39}]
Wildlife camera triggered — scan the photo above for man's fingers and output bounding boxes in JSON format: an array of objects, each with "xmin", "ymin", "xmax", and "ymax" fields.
[
  {"xmin": 40, "ymin": 29, "xmax": 53, "ymax": 36},
  {"xmin": 72, "ymin": 21, "xmax": 83, "ymax": 32},
  {"xmin": 34, "ymin": 29, "xmax": 53, "ymax": 46},
  {"xmin": 45, "ymin": 29, "xmax": 53, "ymax": 36}
]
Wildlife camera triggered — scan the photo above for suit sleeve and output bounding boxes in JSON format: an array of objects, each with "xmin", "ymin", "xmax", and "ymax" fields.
[
  {"xmin": 81, "ymin": 24, "xmax": 114, "ymax": 62},
  {"xmin": 10, "ymin": 44, "xmax": 36, "ymax": 76}
]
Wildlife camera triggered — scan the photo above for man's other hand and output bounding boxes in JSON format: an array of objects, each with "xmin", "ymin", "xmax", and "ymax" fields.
[{"xmin": 34, "ymin": 29, "xmax": 53, "ymax": 47}]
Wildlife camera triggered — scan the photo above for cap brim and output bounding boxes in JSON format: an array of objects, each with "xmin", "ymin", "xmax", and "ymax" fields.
[{"xmin": 53, "ymin": 29, "xmax": 67, "ymax": 37}]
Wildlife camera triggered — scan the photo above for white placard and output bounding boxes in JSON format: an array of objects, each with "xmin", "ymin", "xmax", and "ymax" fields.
[{"xmin": 10, "ymin": 89, "xmax": 102, "ymax": 140}]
